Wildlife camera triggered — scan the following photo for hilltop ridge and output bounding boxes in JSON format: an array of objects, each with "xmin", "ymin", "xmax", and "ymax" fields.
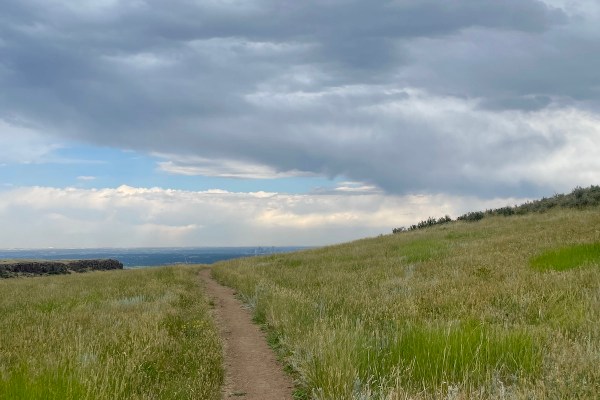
[{"xmin": 395, "ymin": 185, "xmax": 600, "ymax": 233}]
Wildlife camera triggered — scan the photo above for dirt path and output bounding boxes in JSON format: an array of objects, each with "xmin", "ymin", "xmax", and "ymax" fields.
[{"xmin": 200, "ymin": 269, "xmax": 294, "ymax": 400}]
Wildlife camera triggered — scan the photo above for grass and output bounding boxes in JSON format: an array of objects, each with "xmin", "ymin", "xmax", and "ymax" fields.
[
  {"xmin": 530, "ymin": 242, "xmax": 600, "ymax": 271},
  {"xmin": 0, "ymin": 265, "xmax": 223, "ymax": 400},
  {"xmin": 2, "ymin": 199, "xmax": 598, "ymax": 399},
  {"xmin": 213, "ymin": 208, "xmax": 600, "ymax": 399}
]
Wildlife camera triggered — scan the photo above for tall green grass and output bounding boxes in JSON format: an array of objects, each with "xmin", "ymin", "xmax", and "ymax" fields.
[
  {"xmin": 213, "ymin": 208, "xmax": 600, "ymax": 399},
  {"xmin": 294, "ymin": 321, "xmax": 539, "ymax": 399},
  {"xmin": 530, "ymin": 242, "xmax": 600, "ymax": 271},
  {"xmin": 0, "ymin": 266, "xmax": 223, "ymax": 400}
]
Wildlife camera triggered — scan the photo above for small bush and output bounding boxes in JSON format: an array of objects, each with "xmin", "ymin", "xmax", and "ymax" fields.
[
  {"xmin": 394, "ymin": 215, "xmax": 452, "ymax": 233},
  {"xmin": 457, "ymin": 211, "xmax": 485, "ymax": 222},
  {"xmin": 494, "ymin": 206, "xmax": 515, "ymax": 216}
]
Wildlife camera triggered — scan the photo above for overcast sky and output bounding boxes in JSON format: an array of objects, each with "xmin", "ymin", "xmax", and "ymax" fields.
[{"xmin": 1, "ymin": 0, "xmax": 599, "ymax": 247}]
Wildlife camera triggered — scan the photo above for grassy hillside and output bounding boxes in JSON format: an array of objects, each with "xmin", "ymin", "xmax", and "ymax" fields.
[
  {"xmin": 0, "ymin": 265, "xmax": 223, "ymax": 400},
  {"xmin": 395, "ymin": 185, "xmax": 600, "ymax": 232},
  {"xmin": 213, "ymin": 208, "xmax": 600, "ymax": 399}
]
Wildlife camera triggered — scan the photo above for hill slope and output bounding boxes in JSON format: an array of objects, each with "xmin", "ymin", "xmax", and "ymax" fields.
[{"xmin": 213, "ymin": 207, "xmax": 600, "ymax": 399}]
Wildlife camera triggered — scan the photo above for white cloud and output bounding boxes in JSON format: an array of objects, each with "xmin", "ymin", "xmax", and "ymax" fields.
[
  {"xmin": 77, "ymin": 176, "xmax": 96, "ymax": 181},
  {"xmin": 0, "ymin": 185, "xmax": 529, "ymax": 248},
  {"xmin": 311, "ymin": 181, "xmax": 382, "ymax": 195},
  {"xmin": 156, "ymin": 155, "xmax": 313, "ymax": 179},
  {"xmin": 470, "ymin": 107, "xmax": 600, "ymax": 188},
  {"xmin": 103, "ymin": 52, "xmax": 175, "ymax": 70},
  {"xmin": 0, "ymin": 118, "xmax": 62, "ymax": 163},
  {"xmin": 240, "ymin": 85, "xmax": 600, "ymax": 195},
  {"xmin": 333, "ymin": 182, "xmax": 381, "ymax": 194},
  {"xmin": 539, "ymin": 0, "xmax": 600, "ymax": 18}
]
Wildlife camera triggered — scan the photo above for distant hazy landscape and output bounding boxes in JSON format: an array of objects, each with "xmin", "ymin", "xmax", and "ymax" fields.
[{"xmin": 0, "ymin": 247, "xmax": 307, "ymax": 268}]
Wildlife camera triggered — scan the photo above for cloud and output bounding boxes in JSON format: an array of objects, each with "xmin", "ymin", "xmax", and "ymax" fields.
[
  {"xmin": 0, "ymin": 118, "xmax": 62, "ymax": 163},
  {"xmin": 311, "ymin": 181, "xmax": 382, "ymax": 195},
  {"xmin": 1, "ymin": 0, "xmax": 598, "ymax": 198},
  {"xmin": 398, "ymin": 25, "xmax": 600, "ymax": 110},
  {"xmin": 156, "ymin": 154, "xmax": 313, "ymax": 179},
  {"xmin": 77, "ymin": 176, "xmax": 96, "ymax": 181},
  {"xmin": 0, "ymin": 185, "xmax": 528, "ymax": 248},
  {"xmin": 232, "ymin": 87, "xmax": 600, "ymax": 196}
]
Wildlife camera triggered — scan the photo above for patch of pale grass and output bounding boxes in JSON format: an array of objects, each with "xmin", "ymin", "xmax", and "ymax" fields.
[{"xmin": 0, "ymin": 265, "xmax": 223, "ymax": 400}]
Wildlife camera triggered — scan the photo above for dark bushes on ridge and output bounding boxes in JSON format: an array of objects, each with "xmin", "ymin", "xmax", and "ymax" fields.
[
  {"xmin": 393, "ymin": 215, "xmax": 452, "ymax": 233},
  {"xmin": 457, "ymin": 211, "xmax": 485, "ymax": 222},
  {"xmin": 392, "ymin": 185, "xmax": 600, "ymax": 234}
]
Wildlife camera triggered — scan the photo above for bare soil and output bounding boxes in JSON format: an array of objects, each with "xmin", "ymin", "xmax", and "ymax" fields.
[{"xmin": 200, "ymin": 268, "xmax": 294, "ymax": 400}]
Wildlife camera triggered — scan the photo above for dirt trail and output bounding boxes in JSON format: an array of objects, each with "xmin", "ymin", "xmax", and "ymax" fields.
[{"xmin": 200, "ymin": 269, "xmax": 294, "ymax": 400}]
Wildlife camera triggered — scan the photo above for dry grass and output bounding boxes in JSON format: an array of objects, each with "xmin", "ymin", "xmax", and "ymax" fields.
[
  {"xmin": 213, "ymin": 208, "xmax": 600, "ymax": 399},
  {"xmin": 0, "ymin": 265, "xmax": 223, "ymax": 400}
]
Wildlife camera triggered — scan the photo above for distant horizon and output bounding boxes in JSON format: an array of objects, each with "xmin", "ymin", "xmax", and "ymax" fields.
[
  {"xmin": 0, "ymin": 247, "xmax": 312, "ymax": 267},
  {"xmin": 0, "ymin": 245, "xmax": 314, "ymax": 251}
]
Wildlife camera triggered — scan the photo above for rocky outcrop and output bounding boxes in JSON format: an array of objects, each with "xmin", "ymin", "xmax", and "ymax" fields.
[
  {"xmin": 64, "ymin": 259, "xmax": 123, "ymax": 273},
  {"xmin": 0, "ymin": 259, "xmax": 123, "ymax": 278}
]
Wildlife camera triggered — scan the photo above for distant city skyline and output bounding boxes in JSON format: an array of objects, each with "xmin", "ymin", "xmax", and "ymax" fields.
[{"xmin": 1, "ymin": 0, "xmax": 599, "ymax": 247}]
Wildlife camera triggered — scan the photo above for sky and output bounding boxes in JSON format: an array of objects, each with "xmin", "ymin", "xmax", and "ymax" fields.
[{"xmin": 1, "ymin": 0, "xmax": 599, "ymax": 248}]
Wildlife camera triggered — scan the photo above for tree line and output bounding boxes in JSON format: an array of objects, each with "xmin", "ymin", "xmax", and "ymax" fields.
[{"xmin": 393, "ymin": 185, "xmax": 600, "ymax": 234}]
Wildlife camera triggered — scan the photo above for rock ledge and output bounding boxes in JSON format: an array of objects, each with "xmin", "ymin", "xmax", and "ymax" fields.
[{"xmin": 0, "ymin": 259, "xmax": 123, "ymax": 278}]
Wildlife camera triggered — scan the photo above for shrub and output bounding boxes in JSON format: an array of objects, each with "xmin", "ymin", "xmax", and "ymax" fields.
[
  {"xmin": 394, "ymin": 185, "xmax": 600, "ymax": 234},
  {"xmin": 394, "ymin": 215, "xmax": 453, "ymax": 233},
  {"xmin": 457, "ymin": 211, "xmax": 485, "ymax": 222}
]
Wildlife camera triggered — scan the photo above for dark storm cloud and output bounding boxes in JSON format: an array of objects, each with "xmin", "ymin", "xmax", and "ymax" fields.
[
  {"xmin": 1, "ymin": 0, "xmax": 598, "ymax": 197},
  {"xmin": 400, "ymin": 26, "xmax": 600, "ymax": 110}
]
